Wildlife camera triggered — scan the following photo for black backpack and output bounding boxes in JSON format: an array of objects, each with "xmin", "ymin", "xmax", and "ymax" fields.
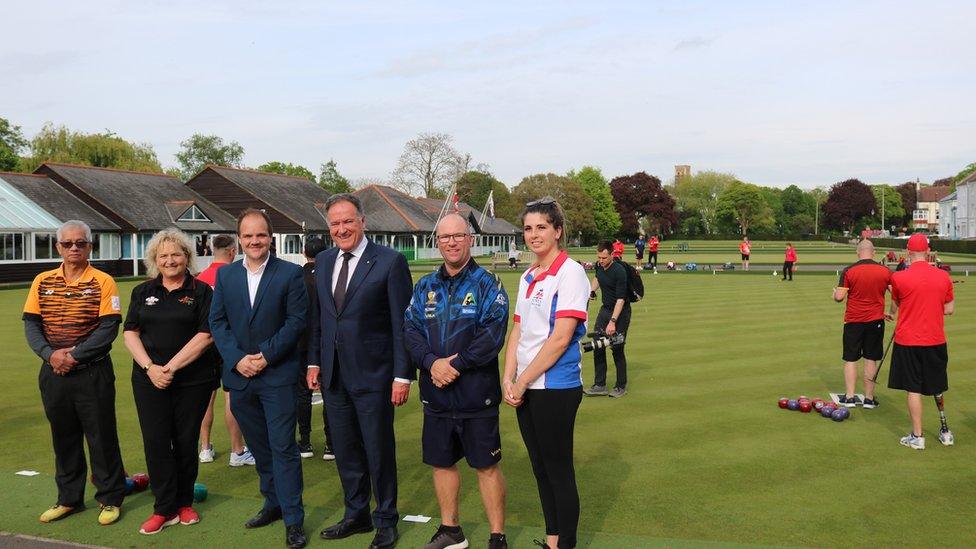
[{"xmin": 618, "ymin": 260, "xmax": 644, "ymax": 302}]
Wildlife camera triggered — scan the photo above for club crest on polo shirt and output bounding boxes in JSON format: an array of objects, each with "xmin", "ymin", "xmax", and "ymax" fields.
[
  {"xmin": 530, "ymin": 288, "xmax": 545, "ymax": 308},
  {"xmin": 460, "ymin": 291, "xmax": 478, "ymax": 315},
  {"xmin": 425, "ymin": 290, "xmax": 438, "ymax": 319},
  {"xmin": 495, "ymin": 293, "xmax": 506, "ymax": 306},
  {"xmin": 145, "ymin": 296, "xmax": 159, "ymax": 306},
  {"xmin": 178, "ymin": 296, "xmax": 195, "ymax": 306}
]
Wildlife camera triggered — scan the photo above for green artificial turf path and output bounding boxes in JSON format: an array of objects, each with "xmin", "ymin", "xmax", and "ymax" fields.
[{"xmin": 1, "ymin": 268, "xmax": 973, "ymax": 547}]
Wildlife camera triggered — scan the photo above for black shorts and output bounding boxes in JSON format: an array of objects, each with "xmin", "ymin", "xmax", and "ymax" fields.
[
  {"xmin": 842, "ymin": 320, "xmax": 885, "ymax": 361},
  {"xmin": 741, "ymin": 253, "xmax": 750, "ymax": 260},
  {"xmin": 635, "ymin": 251, "xmax": 644, "ymax": 260},
  {"xmin": 888, "ymin": 343, "xmax": 948, "ymax": 395},
  {"xmin": 422, "ymin": 415, "xmax": 501, "ymax": 469}
]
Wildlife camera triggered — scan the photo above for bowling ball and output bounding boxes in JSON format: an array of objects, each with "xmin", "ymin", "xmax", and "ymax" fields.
[
  {"xmin": 798, "ymin": 395, "xmax": 809, "ymax": 401},
  {"xmin": 831, "ymin": 409, "xmax": 846, "ymax": 422},
  {"xmin": 813, "ymin": 400, "xmax": 825, "ymax": 411},
  {"xmin": 799, "ymin": 401, "xmax": 813, "ymax": 413},
  {"xmin": 193, "ymin": 482, "xmax": 208, "ymax": 503},
  {"xmin": 778, "ymin": 397, "xmax": 789, "ymax": 409},
  {"xmin": 132, "ymin": 473, "xmax": 149, "ymax": 491},
  {"xmin": 821, "ymin": 405, "xmax": 836, "ymax": 418},
  {"xmin": 124, "ymin": 477, "xmax": 135, "ymax": 495},
  {"xmin": 836, "ymin": 408, "xmax": 851, "ymax": 420},
  {"xmin": 787, "ymin": 399, "xmax": 799, "ymax": 410}
]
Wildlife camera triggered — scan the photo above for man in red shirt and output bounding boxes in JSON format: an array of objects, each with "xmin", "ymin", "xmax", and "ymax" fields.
[
  {"xmin": 833, "ymin": 239, "xmax": 891, "ymax": 408},
  {"xmin": 738, "ymin": 237, "xmax": 751, "ymax": 271},
  {"xmin": 888, "ymin": 233, "xmax": 955, "ymax": 450},
  {"xmin": 612, "ymin": 238, "xmax": 624, "ymax": 260},
  {"xmin": 782, "ymin": 243, "xmax": 797, "ymax": 281},
  {"xmin": 195, "ymin": 234, "xmax": 254, "ymax": 467},
  {"xmin": 648, "ymin": 235, "xmax": 659, "ymax": 270}
]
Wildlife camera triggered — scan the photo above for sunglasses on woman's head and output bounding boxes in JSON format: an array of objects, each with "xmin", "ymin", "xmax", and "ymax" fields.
[{"xmin": 526, "ymin": 196, "xmax": 557, "ymax": 206}]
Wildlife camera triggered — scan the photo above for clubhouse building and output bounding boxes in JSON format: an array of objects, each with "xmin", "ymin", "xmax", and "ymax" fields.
[{"xmin": 0, "ymin": 163, "xmax": 517, "ymax": 283}]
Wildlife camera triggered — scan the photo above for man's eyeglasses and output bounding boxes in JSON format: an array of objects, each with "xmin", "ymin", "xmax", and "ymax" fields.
[
  {"xmin": 59, "ymin": 241, "xmax": 90, "ymax": 249},
  {"xmin": 436, "ymin": 233, "xmax": 470, "ymax": 243},
  {"xmin": 526, "ymin": 196, "xmax": 557, "ymax": 207}
]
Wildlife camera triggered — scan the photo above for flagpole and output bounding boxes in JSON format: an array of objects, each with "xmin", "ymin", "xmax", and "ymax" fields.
[
  {"xmin": 431, "ymin": 182, "xmax": 458, "ymax": 242},
  {"xmin": 480, "ymin": 189, "xmax": 494, "ymax": 226}
]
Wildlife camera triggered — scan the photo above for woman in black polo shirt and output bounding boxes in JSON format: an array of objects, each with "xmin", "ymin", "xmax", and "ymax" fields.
[{"xmin": 123, "ymin": 228, "xmax": 219, "ymax": 535}]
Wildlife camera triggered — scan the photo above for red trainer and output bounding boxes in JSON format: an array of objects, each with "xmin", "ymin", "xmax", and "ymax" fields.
[
  {"xmin": 139, "ymin": 514, "xmax": 178, "ymax": 535},
  {"xmin": 178, "ymin": 506, "xmax": 200, "ymax": 525}
]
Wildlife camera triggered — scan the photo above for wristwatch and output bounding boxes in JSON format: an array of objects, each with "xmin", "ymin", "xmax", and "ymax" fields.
[{"xmin": 610, "ymin": 317, "xmax": 617, "ymax": 323}]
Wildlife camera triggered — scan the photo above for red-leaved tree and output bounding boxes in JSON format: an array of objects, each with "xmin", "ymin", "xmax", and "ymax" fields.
[
  {"xmin": 823, "ymin": 178, "xmax": 876, "ymax": 232},
  {"xmin": 895, "ymin": 182, "xmax": 917, "ymax": 227},
  {"xmin": 609, "ymin": 172, "xmax": 678, "ymax": 237}
]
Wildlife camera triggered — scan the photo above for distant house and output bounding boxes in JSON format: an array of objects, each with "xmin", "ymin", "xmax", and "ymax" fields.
[
  {"xmin": 945, "ymin": 171, "xmax": 976, "ymax": 239},
  {"xmin": 186, "ymin": 165, "xmax": 333, "ymax": 263},
  {"xmin": 355, "ymin": 185, "xmax": 518, "ymax": 259},
  {"xmin": 913, "ymin": 184, "xmax": 952, "ymax": 232},
  {"xmin": 0, "ymin": 172, "xmax": 125, "ymax": 282},
  {"xmin": 938, "ymin": 191, "xmax": 957, "ymax": 238},
  {"xmin": 33, "ymin": 162, "xmax": 237, "ymax": 275}
]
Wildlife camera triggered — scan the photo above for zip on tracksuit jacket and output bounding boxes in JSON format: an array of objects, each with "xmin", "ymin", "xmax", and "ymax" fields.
[{"xmin": 404, "ymin": 259, "xmax": 509, "ymax": 418}]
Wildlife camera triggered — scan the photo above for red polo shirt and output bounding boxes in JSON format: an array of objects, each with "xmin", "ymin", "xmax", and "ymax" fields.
[
  {"xmin": 196, "ymin": 261, "xmax": 228, "ymax": 289},
  {"xmin": 838, "ymin": 259, "xmax": 891, "ymax": 323},
  {"xmin": 891, "ymin": 261, "xmax": 954, "ymax": 346}
]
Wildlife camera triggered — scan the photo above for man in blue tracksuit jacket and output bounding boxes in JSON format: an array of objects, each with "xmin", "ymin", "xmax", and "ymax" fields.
[{"xmin": 404, "ymin": 214, "xmax": 510, "ymax": 549}]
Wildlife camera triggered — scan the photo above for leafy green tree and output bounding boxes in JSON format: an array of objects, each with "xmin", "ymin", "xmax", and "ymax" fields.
[
  {"xmin": 456, "ymin": 169, "xmax": 518, "ymax": 224},
  {"xmin": 175, "ymin": 134, "xmax": 244, "ymax": 179},
  {"xmin": 780, "ymin": 184, "xmax": 816, "ymax": 234},
  {"xmin": 954, "ymin": 162, "xmax": 976, "ymax": 183},
  {"xmin": 672, "ymin": 170, "xmax": 734, "ymax": 235},
  {"xmin": 318, "ymin": 159, "xmax": 353, "ymax": 195},
  {"xmin": 758, "ymin": 186, "xmax": 784, "ymax": 235},
  {"xmin": 808, "ymin": 187, "xmax": 828, "ymax": 234},
  {"xmin": 0, "ymin": 117, "xmax": 28, "ymax": 171},
  {"xmin": 568, "ymin": 166, "xmax": 621, "ymax": 242},
  {"xmin": 22, "ymin": 123, "xmax": 162, "ymax": 173},
  {"xmin": 861, "ymin": 184, "xmax": 905, "ymax": 231},
  {"xmin": 511, "ymin": 173, "xmax": 596, "ymax": 240},
  {"xmin": 256, "ymin": 161, "xmax": 316, "ymax": 182},
  {"xmin": 716, "ymin": 181, "xmax": 771, "ymax": 236}
]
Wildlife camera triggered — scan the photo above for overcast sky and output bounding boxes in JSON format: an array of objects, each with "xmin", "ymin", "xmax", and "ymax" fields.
[{"xmin": 3, "ymin": 0, "xmax": 974, "ymax": 189}]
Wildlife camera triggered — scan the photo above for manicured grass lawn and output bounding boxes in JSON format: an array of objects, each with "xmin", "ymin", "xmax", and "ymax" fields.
[{"xmin": 1, "ymin": 270, "xmax": 973, "ymax": 547}]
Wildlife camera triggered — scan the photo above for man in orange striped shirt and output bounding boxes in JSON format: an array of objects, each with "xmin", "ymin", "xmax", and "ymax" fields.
[{"xmin": 23, "ymin": 220, "xmax": 126, "ymax": 526}]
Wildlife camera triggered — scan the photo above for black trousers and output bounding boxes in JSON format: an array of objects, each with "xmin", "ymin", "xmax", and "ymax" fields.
[
  {"xmin": 132, "ymin": 379, "xmax": 213, "ymax": 516},
  {"xmin": 783, "ymin": 261, "xmax": 794, "ymax": 280},
  {"xmin": 593, "ymin": 305, "xmax": 631, "ymax": 389},
  {"xmin": 516, "ymin": 387, "xmax": 582, "ymax": 549},
  {"xmin": 322, "ymin": 356, "xmax": 399, "ymax": 528},
  {"xmin": 296, "ymin": 370, "xmax": 332, "ymax": 447},
  {"xmin": 38, "ymin": 358, "xmax": 126, "ymax": 507},
  {"xmin": 648, "ymin": 251, "xmax": 658, "ymax": 268}
]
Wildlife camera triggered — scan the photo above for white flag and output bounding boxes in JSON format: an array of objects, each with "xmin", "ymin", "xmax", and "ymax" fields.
[{"xmin": 485, "ymin": 190, "xmax": 495, "ymax": 219}]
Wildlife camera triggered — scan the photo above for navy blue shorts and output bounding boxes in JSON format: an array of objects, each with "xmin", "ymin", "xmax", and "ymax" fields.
[{"xmin": 422, "ymin": 415, "xmax": 502, "ymax": 469}]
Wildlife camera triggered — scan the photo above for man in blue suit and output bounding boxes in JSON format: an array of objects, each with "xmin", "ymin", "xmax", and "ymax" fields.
[
  {"xmin": 306, "ymin": 193, "xmax": 413, "ymax": 549},
  {"xmin": 210, "ymin": 208, "xmax": 308, "ymax": 549}
]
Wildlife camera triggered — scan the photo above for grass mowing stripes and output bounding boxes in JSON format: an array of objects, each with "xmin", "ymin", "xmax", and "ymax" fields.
[{"xmin": 0, "ymin": 269, "xmax": 973, "ymax": 547}]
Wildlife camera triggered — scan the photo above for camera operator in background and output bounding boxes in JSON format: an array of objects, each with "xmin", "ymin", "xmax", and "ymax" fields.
[{"xmin": 583, "ymin": 241, "xmax": 630, "ymax": 398}]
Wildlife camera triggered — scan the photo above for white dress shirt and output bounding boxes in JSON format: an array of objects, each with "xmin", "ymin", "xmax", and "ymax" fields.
[
  {"xmin": 244, "ymin": 253, "xmax": 271, "ymax": 306},
  {"xmin": 331, "ymin": 235, "xmax": 369, "ymax": 293}
]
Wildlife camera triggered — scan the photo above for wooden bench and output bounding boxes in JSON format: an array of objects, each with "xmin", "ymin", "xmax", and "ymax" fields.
[{"xmin": 490, "ymin": 250, "xmax": 537, "ymax": 270}]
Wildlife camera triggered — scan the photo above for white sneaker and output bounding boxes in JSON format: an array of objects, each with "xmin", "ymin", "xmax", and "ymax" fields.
[
  {"xmin": 939, "ymin": 430, "xmax": 955, "ymax": 446},
  {"xmin": 229, "ymin": 447, "xmax": 256, "ymax": 466},
  {"xmin": 199, "ymin": 445, "xmax": 215, "ymax": 463},
  {"xmin": 899, "ymin": 433, "xmax": 925, "ymax": 450}
]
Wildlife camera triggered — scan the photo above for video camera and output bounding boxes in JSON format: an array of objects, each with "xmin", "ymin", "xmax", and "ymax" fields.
[{"xmin": 580, "ymin": 331, "xmax": 625, "ymax": 353}]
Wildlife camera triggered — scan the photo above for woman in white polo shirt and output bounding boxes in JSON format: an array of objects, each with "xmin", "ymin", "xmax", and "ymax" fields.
[{"xmin": 503, "ymin": 197, "xmax": 589, "ymax": 549}]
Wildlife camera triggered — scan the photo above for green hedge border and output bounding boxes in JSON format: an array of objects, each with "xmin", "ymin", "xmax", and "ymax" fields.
[{"xmin": 830, "ymin": 236, "xmax": 976, "ymax": 254}]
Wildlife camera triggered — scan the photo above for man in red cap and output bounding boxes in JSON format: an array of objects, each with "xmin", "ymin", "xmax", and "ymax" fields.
[{"xmin": 887, "ymin": 233, "xmax": 954, "ymax": 450}]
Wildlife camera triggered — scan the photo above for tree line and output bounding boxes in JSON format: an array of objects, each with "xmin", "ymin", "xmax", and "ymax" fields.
[{"xmin": 2, "ymin": 116, "xmax": 973, "ymax": 242}]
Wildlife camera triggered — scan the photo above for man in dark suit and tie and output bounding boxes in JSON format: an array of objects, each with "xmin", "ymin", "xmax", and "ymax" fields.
[
  {"xmin": 306, "ymin": 193, "xmax": 413, "ymax": 549},
  {"xmin": 210, "ymin": 208, "xmax": 309, "ymax": 549}
]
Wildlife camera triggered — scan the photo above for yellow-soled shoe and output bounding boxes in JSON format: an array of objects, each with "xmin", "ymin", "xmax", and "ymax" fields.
[
  {"xmin": 98, "ymin": 505, "xmax": 121, "ymax": 525},
  {"xmin": 39, "ymin": 504, "xmax": 78, "ymax": 523}
]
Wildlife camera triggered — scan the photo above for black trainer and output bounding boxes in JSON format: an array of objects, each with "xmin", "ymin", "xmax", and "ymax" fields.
[
  {"xmin": 839, "ymin": 395, "xmax": 858, "ymax": 408},
  {"xmin": 488, "ymin": 533, "xmax": 508, "ymax": 549},
  {"xmin": 863, "ymin": 397, "xmax": 879, "ymax": 409},
  {"xmin": 424, "ymin": 524, "xmax": 468, "ymax": 549}
]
